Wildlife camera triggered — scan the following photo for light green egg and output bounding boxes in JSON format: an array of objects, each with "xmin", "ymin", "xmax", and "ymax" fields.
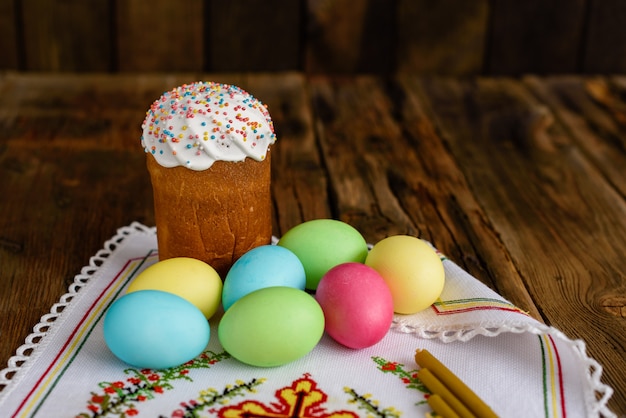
[
  {"xmin": 277, "ymin": 219, "xmax": 368, "ymax": 290},
  {"xmin": 218, "ymin": 287, "xmax": 324, "ymax": 367}
]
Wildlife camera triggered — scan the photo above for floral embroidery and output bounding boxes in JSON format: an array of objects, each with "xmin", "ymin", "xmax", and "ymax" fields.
[
  {"xmin": 344, "ymin": 388, "xmax": 402, "ymax": 418},
  {"xmin": 212, "ymin": 374, "xmax": 359, "ymax": 418},
  {"xmin": 76, "ymin": 350, "xmax": 230, "ymax": 417},
  {"xmin": 172, "ymin": 378, "xmax": 266, "ymax": 417},
  {"xmin": 372, "ymin": 357, "xmax": 429, "ymax": 405},
  {"xmin": 77, "ymin": 355, "xmax": 418, "ymax": 417}
]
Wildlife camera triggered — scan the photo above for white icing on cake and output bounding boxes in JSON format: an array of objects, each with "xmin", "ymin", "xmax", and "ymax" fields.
[{"xmin": 141, "ymin": 82, "xmax": 276, "ymax": 170}]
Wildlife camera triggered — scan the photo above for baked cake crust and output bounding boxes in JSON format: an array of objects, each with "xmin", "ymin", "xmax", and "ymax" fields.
[{"xmin": 146, "ymin": 152, "xmax": 272, "ymax": 277}]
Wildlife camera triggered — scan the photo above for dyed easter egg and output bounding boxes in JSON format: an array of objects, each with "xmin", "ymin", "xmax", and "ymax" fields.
[
  {"xmin": 277, "ymin": 219, "xmax": 368, "ymax": 290},
  {"xmin": 103, "ymin": 290, "xmax": 210, "ymax": 369},
  {"xmin": 316, "ymin": 262, "xmax": 393, "ymax": 349},
  {"xmin": 218, "ymin": 287, "xmax": 324, "ymax": 367},
  {"xmin": 365, "ymin": 235, "xmax": 445, "ymax": 314},
  {"xmin": 126, "ymin": 257, "xmax": 222, "ymax": 319},
  {"xmin": 222, "ymin": 245, "xmax": 305, "ymax": 311}
]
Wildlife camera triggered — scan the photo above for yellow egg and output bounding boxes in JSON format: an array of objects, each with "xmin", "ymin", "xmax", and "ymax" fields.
[
  {"xmin": 365, "ymin": 235, "xmax": 445, "ymax": 314},
  {"xmin": 127, "ymin": 257, "xmax": 222, "ymax": 319}
]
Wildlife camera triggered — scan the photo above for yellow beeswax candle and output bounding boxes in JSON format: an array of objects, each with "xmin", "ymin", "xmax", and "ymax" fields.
[
  {"xmin": 427, "ymin": 394, "xmax": 461, "ymax": 418},
  {"xmin": 418, "ymin": 368, "xmax": 475, "ymax": 418},
  {"xmin": 415, "ymin": 349, "xmax": 498, "ymax": 418}
]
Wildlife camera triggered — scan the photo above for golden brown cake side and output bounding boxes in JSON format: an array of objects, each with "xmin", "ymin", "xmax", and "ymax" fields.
[{"xmin": 147, "ymin": 153, "xmax": 272, "ymax": 277}]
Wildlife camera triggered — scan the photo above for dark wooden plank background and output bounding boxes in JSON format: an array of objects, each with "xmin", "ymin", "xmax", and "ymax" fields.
[
  {"xmin": 19, "ymin": 0, "xmax": 114, "ymax": 72},
  {"xmin": 117, "ymin": 0, "xmax": 204, "ymax": 72},
  {"xmin": 396, "ymin": 0, "xmax": 489, "ymax": 75},
  {"xmin": 487, "ymin": 0, "xmax": 588, "ymax": 74},
  {"xmin": 1, "ymin": 0, "xmax": 626, "ymax": 74}
]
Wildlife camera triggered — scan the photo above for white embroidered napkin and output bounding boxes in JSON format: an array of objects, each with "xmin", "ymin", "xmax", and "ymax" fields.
[{"xmin": 0, "ymin": 223, "xmax": 615, "ymax": 417}]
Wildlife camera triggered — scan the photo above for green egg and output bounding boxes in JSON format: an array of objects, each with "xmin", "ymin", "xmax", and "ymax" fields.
[
  {"xmin": 217, "ymin": 287, "xmax": 324, "ymax": 367},
  {"xmin": 277, "ymin": 219, "xmax": 368, "ymax": 290}
]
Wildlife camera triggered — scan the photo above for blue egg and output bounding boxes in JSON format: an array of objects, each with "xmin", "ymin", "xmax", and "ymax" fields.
[
  {"xmin": 103, "ymin": 290, "xmax": 210, "ymax": 369},
  {"xmin": 222, "ymin": 245, "xmax": 306, "ymax": 310}
]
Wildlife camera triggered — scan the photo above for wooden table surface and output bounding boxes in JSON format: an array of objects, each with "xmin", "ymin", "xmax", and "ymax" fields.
[{"xmin": 1, "ymin": 72, "xmax": 624, "ymax": 415}]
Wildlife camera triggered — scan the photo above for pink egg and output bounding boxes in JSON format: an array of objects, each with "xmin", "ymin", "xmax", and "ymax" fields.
[{"xmin": 316, "ymin": 262, "xmax": 394, "ymax": 349}]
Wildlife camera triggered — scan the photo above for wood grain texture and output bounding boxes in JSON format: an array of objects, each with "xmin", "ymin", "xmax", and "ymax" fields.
[
  {"xmin": 0, "ymin": 74, "xmax": 168, "ymax": 380},
  {"xmin": 415, "ymin": 76, "xmax": 626, "ymax": 412},
  {"xmin": 396, "ymin": 0, "xmax": 489, "ymax": 75},
  {"xmin": 245, "ymin": 74, "xmax": 332, "ymax": 234},
  {"xmin": 487, "ymin": 0, "xmax": 587, "ymax": 74},
  {"xmin": 116, "ymin": 0, "xmax": 204, "ymax": 72},
  {"xmin": 309, "ymin": 76, "xmax": 542, "ymax": 317},
  {"xmin": 20, "ymin": 0, "xmax": 113, "ymax": 71},
  {"xmin": 310, "ymin": 78, "xmax": 418, "ymax": 237},
  {"xmin": 524, "ymin": 76, "xmax": 626, "ymax": 198}
]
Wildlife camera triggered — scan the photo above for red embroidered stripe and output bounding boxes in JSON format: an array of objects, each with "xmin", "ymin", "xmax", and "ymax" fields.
[{"xmin": 432, "ymin": 298, "xmax": 529, "ymax": 316}]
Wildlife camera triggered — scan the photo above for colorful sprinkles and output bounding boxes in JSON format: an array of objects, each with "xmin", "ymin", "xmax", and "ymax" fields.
[{"xmin": 140, "ymin": 82, "xmax": 276, "ymax": 170}]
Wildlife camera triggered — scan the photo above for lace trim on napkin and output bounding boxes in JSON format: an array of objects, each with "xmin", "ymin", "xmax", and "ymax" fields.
[
  {"xmin": 392, "ymin": 307, "xmax": 615, "ymax": 417},
  {"xmin": 0, "ymin": 222, "xmax": 154, "ymax": 391}
]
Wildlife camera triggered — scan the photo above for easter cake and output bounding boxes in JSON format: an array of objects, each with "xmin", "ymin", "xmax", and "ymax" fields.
[{"xmin": 141, "ymin": 82, "xmax": 276, "ymax": 278}]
